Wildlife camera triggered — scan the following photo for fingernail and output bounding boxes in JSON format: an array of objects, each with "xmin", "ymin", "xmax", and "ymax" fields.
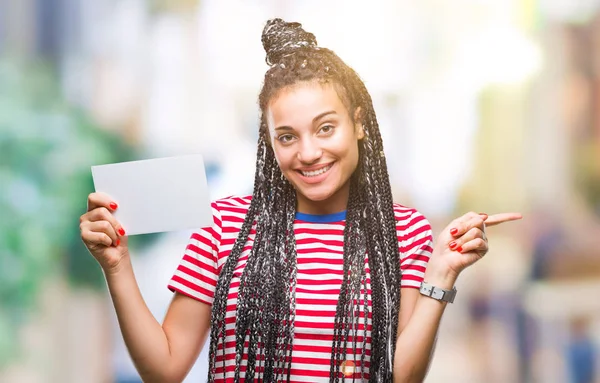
[
  {"xmin": 456, "ymin": 246, "xmax": 463, "ymax": 253},
  {"xmin": 116, "ymin": 239, "xmax": 121, "ymax": 247},
  {"xmin": 450, "ymin": 228, "xmax": 458, "ymax": 236},
  {"xmin": 449, "ymin": 241, "xmax": 457, "ymax": 249},
  {"xmin": 118, "ymin": 228, "xmax": 125, "ymax": 236},
  {"xmin": 109, "ymin": 202, "xmax": 118, "ymax": 210}
]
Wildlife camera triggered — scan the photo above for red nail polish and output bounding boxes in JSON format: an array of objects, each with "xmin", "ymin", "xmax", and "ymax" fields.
[
  {"xmin": 450, "ymin": 228, "xmax": 458, "ymax": 236},
  {"xmin": 116, "ymin": 239, "xmax": 121, "ymax": 247},
  {"xmin": 110, "ymin": 202, "xmax": 118, "ymax": 210},
  {"xmin": 118, "ymin": 228, "xmax": 125, "ymax": 236},
  {"xmin": 449, "ymin": 241, "xmax": 457, "ymax": 249},
  {"xmin": 456, "ymin": 246, "xmax": 463, "ymax": 253}
]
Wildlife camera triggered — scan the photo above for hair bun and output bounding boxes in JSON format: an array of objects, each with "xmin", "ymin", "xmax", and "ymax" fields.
[{"xmin": 261, "ymin": 18, "xmax": 318, "ymax": 65}]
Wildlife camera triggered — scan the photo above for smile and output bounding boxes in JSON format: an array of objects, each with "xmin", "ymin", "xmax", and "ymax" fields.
[{"xmin": 299, "ymin": 163, "xmax": 333, "ymax": 177}]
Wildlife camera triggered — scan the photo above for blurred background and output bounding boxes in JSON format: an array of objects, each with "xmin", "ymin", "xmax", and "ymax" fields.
[{"xmin": 1, "ymin": 0, "xmax": 600, "ymax": 382}]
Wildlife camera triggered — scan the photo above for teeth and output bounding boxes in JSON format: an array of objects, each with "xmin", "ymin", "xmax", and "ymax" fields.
[{"xmin": 301, "ymin": 164, "xmax": 332, "ymax": 177}]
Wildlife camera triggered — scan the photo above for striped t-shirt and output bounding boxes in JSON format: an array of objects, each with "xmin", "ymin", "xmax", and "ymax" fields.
[{"xmin": 168, "ymin": 195, "xmax": 433, "ymax": 382}]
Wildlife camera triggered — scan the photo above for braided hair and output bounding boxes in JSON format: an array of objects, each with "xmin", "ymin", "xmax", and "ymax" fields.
[{"xmin": 208, "ymin": 19, "xmax": 401, "ymax": 382}]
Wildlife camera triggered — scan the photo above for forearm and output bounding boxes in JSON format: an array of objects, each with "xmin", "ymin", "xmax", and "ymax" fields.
[
  {"xmin": 393, "ymin": 294, "xmax": 446, "ymax": 382},
  {"xmin": 104, "ymin": 256, "xmax": 176, "ymax": 383},
  {"xmin": 393, "ymin": 274, "xmax": 456, "ymax": 383}
]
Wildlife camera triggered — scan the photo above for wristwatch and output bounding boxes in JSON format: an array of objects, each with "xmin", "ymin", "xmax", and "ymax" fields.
[{"xmin": 419, "ymin": 281, "xmax": 457, "ymax": 303}]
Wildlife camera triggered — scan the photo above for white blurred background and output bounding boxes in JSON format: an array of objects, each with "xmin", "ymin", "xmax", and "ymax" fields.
[{"xmin": 1, "ymin": 0, "xmax": 600, "ymax": 382}]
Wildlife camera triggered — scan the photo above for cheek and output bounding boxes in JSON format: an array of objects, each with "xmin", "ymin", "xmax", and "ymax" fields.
[
  {"xmin": 273, "ymin": 151, "xmax": 282, "ymax": 168},
  {"xmin": 343, "ymin": 142, "xmax": 361, "ymax": 173},
  {"xmin": 272, "ymin": 145, "xmax": 291, "ymax": 169},
  {"xmin": 338, "ymin": 136, "xmax": 360, "ymax": 161}
]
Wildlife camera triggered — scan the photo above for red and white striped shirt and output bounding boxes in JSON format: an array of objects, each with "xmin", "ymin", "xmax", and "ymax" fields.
[{"xmin": 168, "ymin": 195, "xmax": 433, "ymax": 382}]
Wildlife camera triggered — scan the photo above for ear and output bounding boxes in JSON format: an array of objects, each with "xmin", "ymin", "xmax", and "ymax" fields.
[
  {"xmin": 356, "ymin": 124, "xmax": 365, "ymax": 140},
  {"xmin": 354, "ymin": 107, "xmax": 365, "ymax": 140},
  {"xmin": 353, "ymin": 106, "xmax": 362, "ymax": 123}
]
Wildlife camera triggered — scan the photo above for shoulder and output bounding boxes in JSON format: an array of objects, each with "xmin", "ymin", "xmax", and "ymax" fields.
[
  {"xmin": 213, "ymin": 195, "xmax": 252, "ymax": 210},
  {"xmin": 391, "ymin": 203, "xmax": 432, "ymax": 236},
  {"xmin": 212, "ymin": 195, "xmax": 252, "ymax": 223},
  {"xmin": 392, "ymin": 203, "xmax": 433, "ymax": 264}
]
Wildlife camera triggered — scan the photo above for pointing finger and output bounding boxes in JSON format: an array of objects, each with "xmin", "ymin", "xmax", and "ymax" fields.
[{"xmin": 485, "ymin": 213, "xmax": 523, "ymax": 227}]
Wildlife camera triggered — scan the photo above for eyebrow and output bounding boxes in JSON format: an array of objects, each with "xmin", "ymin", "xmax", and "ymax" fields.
[{"xmin": 274, "ymin": 110, "xmax": 338, "ymax": 131}]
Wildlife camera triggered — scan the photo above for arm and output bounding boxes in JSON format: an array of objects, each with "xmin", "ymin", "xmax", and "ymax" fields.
[
  {"xmin": 105, "ymin": 259, "xmax": 212, "ymax": 383},
  {"xmin": 80, "ymin": 192, "xmax": 219, "ymax": 383},
  {"xmin": 392, "ymin": 211, "xmax": 521, "ymax": 382},
  {"xmin": 390, "ymin": 208, "xmax": 444, "ymax": 383},
  {"xmin": 393, "ymin": 276, "xmax": 455, "ymax": 383}
]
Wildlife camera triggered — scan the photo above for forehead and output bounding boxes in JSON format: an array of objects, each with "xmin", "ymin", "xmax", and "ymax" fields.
[{"xmin": 266, "ymin": 81, "xmax": 347, "ymax": 126}]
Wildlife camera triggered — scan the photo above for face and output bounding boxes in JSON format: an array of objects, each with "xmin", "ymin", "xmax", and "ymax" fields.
[{"xmin": 266, "ymin": 81, "xmax": 364, "ymax": 214}]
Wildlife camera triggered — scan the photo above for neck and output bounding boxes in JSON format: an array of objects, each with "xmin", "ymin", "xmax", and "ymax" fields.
[{"xmin": 295, "ymin": 181, "xmax": 350, "ymax": 215}]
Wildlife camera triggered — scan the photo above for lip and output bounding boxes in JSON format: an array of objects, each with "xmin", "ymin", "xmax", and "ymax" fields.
[
  {"xmin": 295, "ymin": 162, "xmax": 335, "ymax": 184},
  {"xmin": 296, "ymin": 162, "xmax": 334, "ymax": 172}
]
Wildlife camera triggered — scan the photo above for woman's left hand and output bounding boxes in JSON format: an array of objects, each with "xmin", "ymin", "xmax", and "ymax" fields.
[{"xmin": 425, "ymin": 211, "xmax": 523, "ymax": 287}]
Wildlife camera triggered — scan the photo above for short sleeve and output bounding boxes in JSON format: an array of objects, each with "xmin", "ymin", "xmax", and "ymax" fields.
[
  {"xmin": 397, "ymin": 208, "xmax": 433, "ymax": 289},
  {"xmin": 168, "ymin": 202, "xmax": 222, "ymax": 305}
]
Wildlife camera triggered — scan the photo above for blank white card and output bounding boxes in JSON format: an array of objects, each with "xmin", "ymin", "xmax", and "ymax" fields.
[{"xmin": 91, "ymin": 154, "xmax": 213, "ymax": 235}]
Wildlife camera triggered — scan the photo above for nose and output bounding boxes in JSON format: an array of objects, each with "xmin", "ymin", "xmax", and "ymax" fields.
[{"xmin": 297, "ymin": 137, "xmax": 323, "ymax": 164}]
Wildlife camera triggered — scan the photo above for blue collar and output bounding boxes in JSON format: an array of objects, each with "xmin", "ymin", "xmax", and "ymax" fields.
[{"xmin": 295, "ymin": 210, "xmax": 347, "ymax": 223}]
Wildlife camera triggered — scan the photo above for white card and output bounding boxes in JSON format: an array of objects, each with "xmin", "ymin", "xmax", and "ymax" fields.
[{"xmin": 91, "ymin": 154, "xmax": 213, "ymax": 235}]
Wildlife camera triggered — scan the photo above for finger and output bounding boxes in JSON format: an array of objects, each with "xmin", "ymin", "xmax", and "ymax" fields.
[
  {"xmin": 81, "ymin": 220, "xmax": 119, "ymax": 245},
  {"xmin": 457, "ymin": 237, "xmax": 488, "ymax": 257},
  {"xmin": 81, "ymin": 229, "xmax": 113, "ymax": 248},
  {"xmin": 445, "ymin": 212, "xmax": 479, "ymax": 237},
  {"xmin": 485, "ymin": 212, "xmax": 523, "ymax": 227},
  {"xmin": 448, "ymin": 227, "xmax": 485, "ymax": 251},
  {"xmin": 86, "ymin": 207, "xmax": 126, "ymax": 237},
  {"xmin": 87, "ymin": 192, "xmax": 119, "ymax": 213},
  {"xmin": 449, "ymin": 212, "xmax": 485, "ymax": 238}
]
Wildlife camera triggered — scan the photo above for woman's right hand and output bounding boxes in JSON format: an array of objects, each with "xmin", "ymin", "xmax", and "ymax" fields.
[{"xmin": 80, "ymin": 192, "xmax": 129, "ymax": 274}]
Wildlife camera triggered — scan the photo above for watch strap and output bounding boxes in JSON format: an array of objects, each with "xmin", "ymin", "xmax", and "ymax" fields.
[{"xmin": 419, "ymin": 281, "xmax": 457, "ymax": 303}]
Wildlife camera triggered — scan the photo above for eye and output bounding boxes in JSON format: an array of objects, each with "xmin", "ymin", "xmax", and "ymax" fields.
[
  {"xmin": 319, "ymin": 125, "xmax": 335, "ymax": 135},
  {"xmin": 277, "ymin": 134, "xmax": 296, "ymax": 144}
]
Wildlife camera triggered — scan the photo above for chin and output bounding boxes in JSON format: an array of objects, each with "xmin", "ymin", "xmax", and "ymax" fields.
[
  {"xmin": 295, "ymin": 183, "xmax": 337, "ymax": 202},
  {"xmin": 300, "ymin": 190, "xmax": 334, "ymax": 202}
]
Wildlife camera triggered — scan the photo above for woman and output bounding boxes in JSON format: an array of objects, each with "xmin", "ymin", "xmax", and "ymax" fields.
[{"xmin": 80, "ymin": 19, "xmax": 521, "ymax": 383}]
